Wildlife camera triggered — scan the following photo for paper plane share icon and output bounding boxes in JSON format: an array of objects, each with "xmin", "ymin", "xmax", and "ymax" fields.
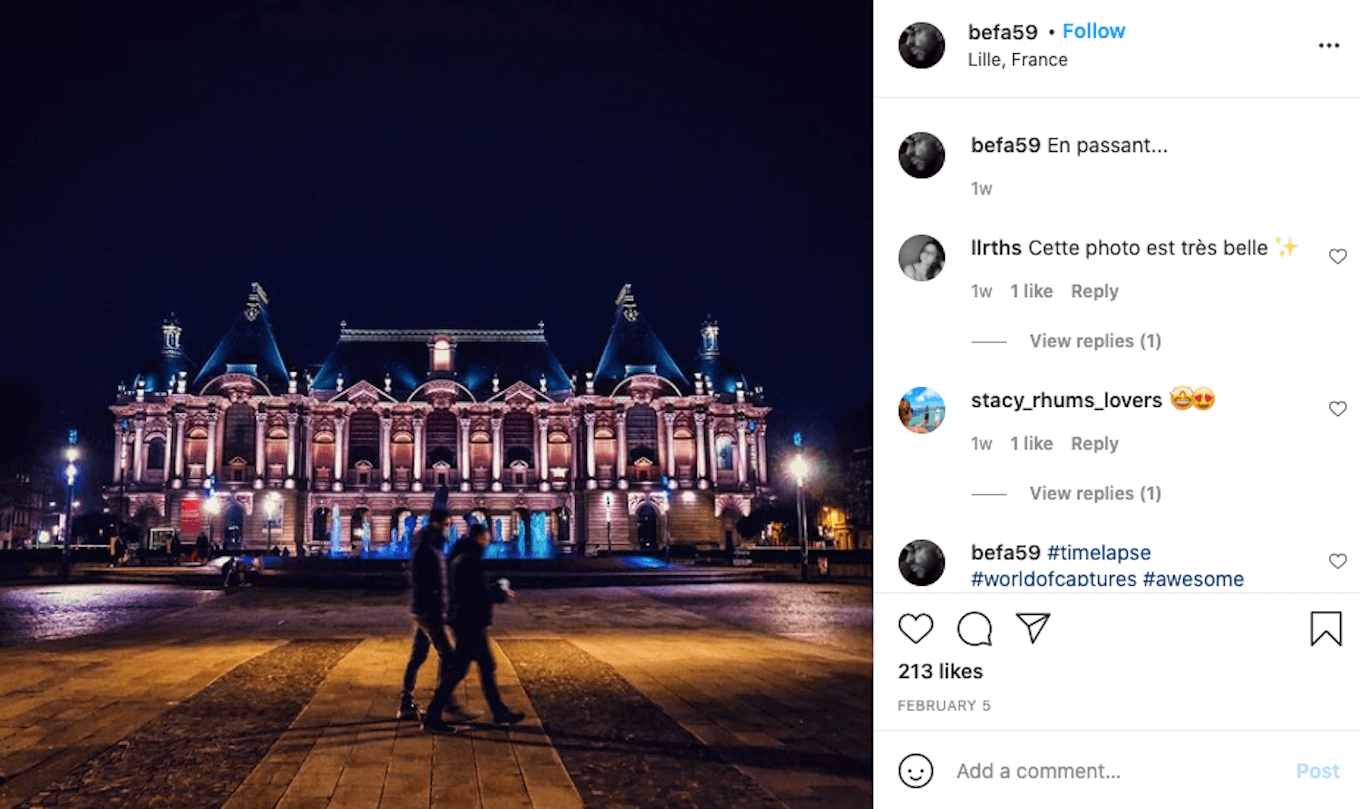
[{"xmin": 1016, "ymin": 613, "xmax": 1051, "ymax": 644}]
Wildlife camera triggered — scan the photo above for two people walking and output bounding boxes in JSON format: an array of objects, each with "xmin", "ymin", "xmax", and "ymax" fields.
[{"xmin": 400, "ymin": 505, "xmax": 525, "ymax": 735}]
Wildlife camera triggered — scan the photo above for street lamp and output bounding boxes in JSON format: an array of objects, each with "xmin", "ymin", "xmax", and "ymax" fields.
[
  {"xmin": 60, "ymin": 443, "xmax": 79, "ymax": 583},
  {"xmin": 788, "ymin": 453, "xmax": 811, "ymax": 582},
  {"xmin": 604, "ymin": 492, "xmax": 613, "ymax": 555}
]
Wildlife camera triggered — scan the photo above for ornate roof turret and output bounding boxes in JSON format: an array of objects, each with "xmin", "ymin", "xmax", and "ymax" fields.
[
  {"xmin": 592, "ymin": 284, "xmax": 689, "ymax": 395},
  {"xmin": 691, "ymin": 316, "xmax": 747, "ymax": 400},
  {"xmin": 133, "ymin": 313, "xmax": 197, "ymax": 394},
  {"xmin": 192, "ymin": 282, "xmax": 289, "ymax": 391}
]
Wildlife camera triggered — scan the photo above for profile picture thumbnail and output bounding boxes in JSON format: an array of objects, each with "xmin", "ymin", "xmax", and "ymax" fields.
[
  {"xmin": 899, "ymin": 387, "xmax": 945, "ymax": 434},
  {"xmin": 899, "ymin": 235, "xmax": 945, "ymax": 282},
  {"xmin": 899, "ymin": 132, "xmax": 945, "ymax": 179},
  {"xmin": 899, "ymin": 539, "xmax": 946, "ymax": 587},
  {"xmin": 899, "ymin": 22, "xmax": 945, "ymax": 69}
]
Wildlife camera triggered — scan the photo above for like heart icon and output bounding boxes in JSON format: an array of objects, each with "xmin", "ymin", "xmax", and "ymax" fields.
[
  {"xmin": 1330, "ymin": 554, "xmax": 1347, "ymax": 569},
  {"xmin": 898, "ymin": 613, "xmax": 934, "ymax": 644},
  {"xmin": 1330, "ymin": 402, "xmax": 1347, "ymax": 417},
  {"xmin": 1329, "ymin": 248, "xmax": 1347, "ymax": 265}
]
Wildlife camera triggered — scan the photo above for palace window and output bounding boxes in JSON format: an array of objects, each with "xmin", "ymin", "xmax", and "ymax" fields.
[
  {"xmin": 503, "ymin": 412, "xmax": 534, "ymax": 468},
  {"xmin": 426, "ymin": 409, "xmax": 458, "ymax": 466},
  {"xmin": 430, "ymin": 337, "xmax": 452, "ymax": 374},
  {"xmin": 145, "ymin": 438, "xmax": 166, "ymax": 472},
  {"xmin": 716, "ymin": 435, "xmax": 734, "ymax": 470}
]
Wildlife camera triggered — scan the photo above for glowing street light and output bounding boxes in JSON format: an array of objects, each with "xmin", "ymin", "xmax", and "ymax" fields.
[
  {"xmin": 60, "ymin": 433, "xmax": 79, "ymax": 583},
  {"xmin": 787, "ymin": 452, "xmax": 814, "ymax": 581}
]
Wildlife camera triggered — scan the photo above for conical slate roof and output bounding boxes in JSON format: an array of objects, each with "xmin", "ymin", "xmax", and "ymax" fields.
[
  {"xmin": 592, "ymin": 285, "xmax": 688, "ymax": 395},
  {"xmin": 193, "ymin": 282, "xmax": 289, "ymax": 391}
]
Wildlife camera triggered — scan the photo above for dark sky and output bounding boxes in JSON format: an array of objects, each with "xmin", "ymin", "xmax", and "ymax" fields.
[{"xmin": 1, "ymin": 0, "xmax": 870, "ymax": 492}]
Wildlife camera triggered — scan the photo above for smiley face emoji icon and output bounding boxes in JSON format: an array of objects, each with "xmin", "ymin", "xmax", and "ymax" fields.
[
  {"xmin": 899, "ymin": 753, "xmax": 934, "ymax": 788},
  {"xmin": 1170, "ymin": 386, "xmax": 1194, "ymax": 411},
  {"xmin": 1192, "ymin": 387, "xmax": 1215, "ymax": 411}
]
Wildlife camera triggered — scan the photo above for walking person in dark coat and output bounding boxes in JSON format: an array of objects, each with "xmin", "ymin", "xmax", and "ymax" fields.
[
  {"xmin": 399, "ymin": 505, "xmax": 460, "ymax": 735},
  {"xmin": 446, "ymin": 523, "xmax": 525, "ymax": 726}
]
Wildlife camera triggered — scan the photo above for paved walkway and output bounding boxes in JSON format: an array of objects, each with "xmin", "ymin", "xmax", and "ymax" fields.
[
  {"xmin": 220, "ymin": 636, "xmax": 582, "ymax": 809},
  {"xmin": 0, "ymin": 587, "xmax": 871, "ymax": 809}
]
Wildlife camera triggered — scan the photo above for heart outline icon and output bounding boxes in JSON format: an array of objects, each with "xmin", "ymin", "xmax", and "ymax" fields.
[
  {"xmin": 1329, "ymin": 249, "xmax": 1347, "ymax": 265},
  {"xmin": 898, "ymin": 613, "xmax": 934, "ymax": 644},
  {"xmin": 1330, "ymin": 554, "xmax": 1347, "ymax": 569},
  {"xmin": 1329, "ymin": 401, "xmax": 1347, "ymax": 417}
]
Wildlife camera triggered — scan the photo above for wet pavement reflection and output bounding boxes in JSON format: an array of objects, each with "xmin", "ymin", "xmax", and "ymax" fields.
[{"xmin": 0, "ymin": 584, "xmax": 222, "ymax": 646}]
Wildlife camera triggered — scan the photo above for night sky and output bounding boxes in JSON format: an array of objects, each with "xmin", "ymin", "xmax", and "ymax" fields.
[{"xmin": 2, "ymin": 1, "xmax": 870, "ymax": 497}]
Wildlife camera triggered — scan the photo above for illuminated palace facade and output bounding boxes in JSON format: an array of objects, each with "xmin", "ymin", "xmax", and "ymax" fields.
[{"xmin": 104, "ymin": 283, "xmax": 771, "ymax": 557}]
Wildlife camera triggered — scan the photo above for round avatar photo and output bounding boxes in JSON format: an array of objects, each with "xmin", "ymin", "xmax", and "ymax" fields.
[
  {"xmin": 899, "ymin": 235, "xmax": 945, "ymax": 282},
  {"xmin": 899, "ymin": 387, "xmax": 945, "ymax": 434},
  {"xmin": 898, "ymin": 540, "xmax": 946, "ymax": 587},
  {"xmin": 899, "ymin": 23, "xmax": 945, "ymax": 69},
  {"xmin": 898, "ymin": 132, "xmax": 945, "ymax": 179}
]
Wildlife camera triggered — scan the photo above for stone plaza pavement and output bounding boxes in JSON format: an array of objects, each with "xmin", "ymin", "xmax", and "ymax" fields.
[{"xmin": 0, "ymin": 585, "xmax": 871, "ymax": 809}]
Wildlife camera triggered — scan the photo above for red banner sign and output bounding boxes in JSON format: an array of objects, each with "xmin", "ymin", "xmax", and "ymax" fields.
[{"xmin": 180, "ymin": 500, "xmax": 201, "ymax": 534}]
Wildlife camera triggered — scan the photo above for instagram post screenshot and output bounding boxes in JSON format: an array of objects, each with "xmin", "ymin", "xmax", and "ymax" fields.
[
  {"xmin": 876, "ymin": 2, "xmax": 1357, "ymax": 807},
  {"xmin": 3, "ymin": 2, "xmax": 1354, "ymax": 807},
  {"xmin": 0, "ymin": 3, "xmax": 870, "ymax": 809}
]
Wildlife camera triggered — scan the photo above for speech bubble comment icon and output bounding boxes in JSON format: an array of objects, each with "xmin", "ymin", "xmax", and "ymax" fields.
[{"xmin": 957, "ymin": 612, "xmax": 993, "ymax": 646}]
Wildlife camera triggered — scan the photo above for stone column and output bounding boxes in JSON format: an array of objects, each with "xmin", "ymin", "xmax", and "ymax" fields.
[
  {"xmin": 133, "ymin": 417, "xmax": 145, "ymax": 482},
  {"xmin": 736, "ymin": 418, "xmax": 749, "ymax": 487},
  {"xmin": 694, "ymin": 413, "xmax": 708, "ymax": 482},
  {"xmin": 458, "ymin": 416, "xmax": 471, "ymax": 487},
  {"xmin": 162, "ymin": 422, "xmax": 173, "ymax": 479},
  {"xmin": 537, "ymin": 414, "xmax": 549, "ymax": 481},
  {"xmin": 583, "ymin": 412, "xmax": 597, "ymax": 479},
  {"xmin": 663, "ymin": 412, "xmax": 677, "ymax": 479},
  {"xmin": 706, "ymin": 416, "xmax": 718, "ymax": 481},
  {"xmin": 333, "ymin": 413, "xmax": 347, "ymax": 489},
  {"xmin": 301, "ymin": 416, "xmax": 314, "ymax": 485},
  {"xmin": 380, "ymin": 411, "xmax": 392, "ymax": 490},
  {"xmin": 614, "ymin": 411, "xmax": 627, "ymax": 485},
  {"xmin": 756, "ymin": 423, "xmax": 768, "ymax": 484},
  {"xmin": 205, "ymin": 408, "xmax": 219, "ymax": 478},
  {"xmin": 255, "ymin": 410, "xmax": 268, "ymax": 480},
  {"xmin": 412, "ymin": 413, "xmax": 425, "ymax": 490},
  {"xmin": 113, "ymin": 422, "xmax": 126, "ymax": 482},
  {"xmin": 285, "ymin": 412, "xmax": 298, "ymax": 479},
  {"xmin": 491, "ymin": 413, "xmax": 504, "ymax": 486},
  {"xmin": 173, "ymin": 412, "xmax": 187, "ymax": 479}
]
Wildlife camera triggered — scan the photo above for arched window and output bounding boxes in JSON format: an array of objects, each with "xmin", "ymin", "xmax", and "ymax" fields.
[
  {"xmin": 503, "ymin": 412, "xmax": 534, "ymax": 468},
  {"xmin": 145, "ymin": 438, "xmax": 166, "ymax": 473},
  {"xmin": 222, "ymin": 404, "xmax": 256, "ymax": 468},
  {"xmin": 426, "ymin": 409, "xmax": 458, "ymax": 467},
  {"xmin": 547, "ymin": 431, "xmax": 570, "ymax": 477},
  {"xmin": 716, "ymin": 434, "xmax": 734, "ymax": 470},
  {"xmin": 347, "ymin": 410, "xmax": 380, "ymax": 467},
  {"xmin": 626, "ymin": 405, "xmax": 657, "ymax": 464},
  {"xmin": 186, "ymin": 427, "xmax": 208, "ymax": 467}
]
